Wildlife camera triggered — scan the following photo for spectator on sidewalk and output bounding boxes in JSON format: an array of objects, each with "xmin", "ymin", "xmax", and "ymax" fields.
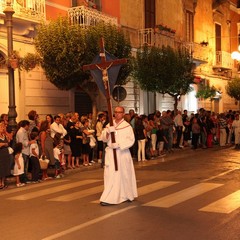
[
  {"xmin": 0, "ymin": 122, "xmax": 11, "ymax": 189},
  {"xmin": 13, "ymin": 142, "xmax": 25, "ymax": 187},
  {"xmin": 50, "ymin": 115, "xmax": 67, "ymax": 139},
  {"xmin": 16, "ymin": 120, "xmax": 35, "ymax": 183}
]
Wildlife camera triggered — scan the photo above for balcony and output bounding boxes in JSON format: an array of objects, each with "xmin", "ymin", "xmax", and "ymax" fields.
[
  {"xmin": 138, "ymin": 28, "xmax": 209, "ymax": 64},
  {"xmin": 0, "ymin": 0, "xmax": 45, "ymax": 22},
  {"xmin": 186, "ymin": 42, "xmax": 209, "ymax": 63},
  {"xmin": 213, "ymin": 51, "xmax": 233, "ymax": 70},
  {"xmin": 68, "ymin": 5, "xmax": 117, "ymax": 26},
  {"xmin": 138, "ymin": 28, "xmax": 176, "ymax": 48}
]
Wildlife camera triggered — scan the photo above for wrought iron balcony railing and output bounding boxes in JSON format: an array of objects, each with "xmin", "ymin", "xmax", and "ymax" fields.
[
  {"xmin": 138, "ymin": 28, "xmax": 211, "ymax": 64},
  {"xmin": 0, "ymin": 0, "xmax": 45, "ymax": 22},
  {"xmin": 68, "ymin": 5, "xmax": 117, "ymax": 26}
]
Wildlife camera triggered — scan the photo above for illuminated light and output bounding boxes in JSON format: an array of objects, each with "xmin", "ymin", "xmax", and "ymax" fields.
[{"xmin": 231, "ymin": 51, "xmax": 239, "ymax": 60}]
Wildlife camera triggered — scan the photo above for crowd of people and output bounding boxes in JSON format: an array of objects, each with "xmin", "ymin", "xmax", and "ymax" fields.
[
  {"xmin": 130, "ymin": 108, "xmax": 240, "ymax": 162},
  {"xmin": 0, "ymin": 110, "xmax": 106, "ymax": 188},
  {"xmin": 0, "ymin": 107, "xmax": 239, "ymax": 190}
]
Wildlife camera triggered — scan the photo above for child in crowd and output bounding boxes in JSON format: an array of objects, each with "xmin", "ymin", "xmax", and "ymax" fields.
[
  {"xmin": 29, "ymin": 132, "xmax": 41, "ymax": 183},
  {"xmin": 13, "ymin": 143, "xmax": 25, "ymax": 187},
  {"xmin": 53, "ymin": 135, "xmax": 64, "ymax": 178}
]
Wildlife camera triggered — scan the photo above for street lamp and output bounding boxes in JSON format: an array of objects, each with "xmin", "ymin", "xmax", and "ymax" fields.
[
  {"xmin": 3, "ymin": 0, "xmax": 18, "ymax": 131},
  {"xmin": 231, "ymin": 45, "xmax": 240, "ymax": 61}
]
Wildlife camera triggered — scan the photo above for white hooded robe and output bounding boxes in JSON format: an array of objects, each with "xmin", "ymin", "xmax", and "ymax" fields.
[{"xmin": 100, "ymin": 119, "xmax": 138, "ymax": 204}]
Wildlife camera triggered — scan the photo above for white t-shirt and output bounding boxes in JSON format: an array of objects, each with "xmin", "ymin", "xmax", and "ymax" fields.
[
  {"xmin": 30, "ymin": 142, "xmax": 39, "ymax": 158},
  {"xmin": 53, "ymin": 147, "xmax": 61, "ymax": 160}
]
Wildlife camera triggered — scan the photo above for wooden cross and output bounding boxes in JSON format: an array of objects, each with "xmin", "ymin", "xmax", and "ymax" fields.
[{"xmin": 83, "ymin": 37, "xmax": 127, "ymax": 171}]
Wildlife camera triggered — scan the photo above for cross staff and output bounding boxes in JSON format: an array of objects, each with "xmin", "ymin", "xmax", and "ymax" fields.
[{"xmin": 83, "ymin": 37, "xmax": 127, "ymax": 171}]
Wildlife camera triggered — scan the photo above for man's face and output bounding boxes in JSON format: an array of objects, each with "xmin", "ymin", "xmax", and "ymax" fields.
[
  {"xmin": 115, "ymin": 107, "xmax": 124, "ymax": 120},
  {"xmin": 55, "ymin": 118, "xmax": 61, "ymax": 125}
]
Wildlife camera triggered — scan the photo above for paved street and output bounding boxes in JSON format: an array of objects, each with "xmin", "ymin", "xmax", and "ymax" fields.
[{"xmin": 1, "ymin": 146, "xmax": 240, "ymax": 240}]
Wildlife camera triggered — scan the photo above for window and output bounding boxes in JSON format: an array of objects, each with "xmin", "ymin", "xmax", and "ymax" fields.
[
  {"xmin": 215, "ymin": 23, "xmax": 221, "ymax": 51},
  {"xmin": 237, "ymin": 0, "xmax": 240, "ymax": 8},
  {"xmin": 186, "ymin": 10, "xmax": 194, "ymax": 42},
  {"xmin": 145, "ymin": 0, "xmax": 155, "ymax": 28}
]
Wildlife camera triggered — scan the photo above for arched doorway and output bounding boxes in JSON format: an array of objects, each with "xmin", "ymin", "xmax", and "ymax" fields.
[
  {"xmin": 0, "ymin": 51, "xmax": 8, "ymax": 113},
  {"xmin": 74, "ymin": 90, "xmax": 92, "ymax": 117}
]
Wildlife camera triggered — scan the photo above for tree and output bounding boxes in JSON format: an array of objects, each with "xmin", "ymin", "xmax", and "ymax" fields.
[
  {"xmin": 33, "ymin": 17, "xmax": 132, "ymax": 120},
  {"xmin": 196, "ymin": 84, "xmax": 217, "ymax": 100},
  {"xmin": 133, "ymin": 45, "xmax": 194, "ymax": 113},
  {"xmin": 34, "ymin": 17, "xmax": 132, "ymax": 90},
  {"xmin": 226, "ymin": 77, "xmax": 240, "ymax": 110}
]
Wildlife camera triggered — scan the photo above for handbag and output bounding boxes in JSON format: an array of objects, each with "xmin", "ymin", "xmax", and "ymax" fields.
[
  {"xmin": 89, "ymin": 135, "xmax": 96, "ymax": 148},
  {"xmin": 39, "ymin": 155, "xmax": 50, "ymax": 170}
]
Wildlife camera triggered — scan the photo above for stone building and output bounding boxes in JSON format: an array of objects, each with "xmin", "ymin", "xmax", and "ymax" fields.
[{"xmin": 0, "ymin": 0, "xmax": 240, "ymax": 123}]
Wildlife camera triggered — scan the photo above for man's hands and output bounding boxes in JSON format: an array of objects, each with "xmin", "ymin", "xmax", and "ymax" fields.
[
  {"xmin": 109, "ymin": 142, "xmax": 119, "ymax": 149},
  {"xmin": 107, "ymin": 126, "xmax": 116, "ymax": 133}
]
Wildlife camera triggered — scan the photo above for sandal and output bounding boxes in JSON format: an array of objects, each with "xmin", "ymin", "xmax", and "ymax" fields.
[{"xmin": 16, "ymin": 183, "xmax": 25, "ymax": 187}]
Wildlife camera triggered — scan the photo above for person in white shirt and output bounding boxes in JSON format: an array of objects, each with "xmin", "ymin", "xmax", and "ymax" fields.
[
  {"xmin": 232, "ymin": 114, "xmax": 240, "ymax": 149},
  {"xmin": 174, "ymin": 110, "xmax": 183, "ymax": 148},
  {"xmin": 50, "ymin": 115, "xmax": 67, "ymax": 139},
  {"xmin": 16, "ymin": 120, "xmax": 35, "ymax": 183}
]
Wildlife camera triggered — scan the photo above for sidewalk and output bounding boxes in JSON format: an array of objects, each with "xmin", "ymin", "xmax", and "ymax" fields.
[{"xmin": 5, "ymin": 144, "xmax": 234, "ymax": 189}]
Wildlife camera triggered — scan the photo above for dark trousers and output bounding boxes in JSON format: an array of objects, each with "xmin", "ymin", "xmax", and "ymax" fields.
[
  {"xmin": 20, "ymin": 153, "xmax": 30, "ymax": 183},
  {"xmin": 176, "ymin": 126, "xmax": 183, "ymax": 147},
  {"xmin": 30, "ymin": 156, "xmax": 40, "ymax": 181},
  {"xmin": 192, "ymin": 133, "xmax": 199, "ymax": 149}
]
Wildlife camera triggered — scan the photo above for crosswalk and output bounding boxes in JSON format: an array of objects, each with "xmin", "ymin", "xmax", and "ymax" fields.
[{"xmin": 2, "ymin": 178, "xmax": 240, "ymax": 214}]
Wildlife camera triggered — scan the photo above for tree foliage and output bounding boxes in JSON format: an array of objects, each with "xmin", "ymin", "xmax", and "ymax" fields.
[
  {"xmin": 226, "ymin": 77, "xmax": 240, "ymax": 101},
  {"xmin": 34, "ymin": 17, "xmax": 132, "ymax": 90},
  {"xmin": 196, "ymin": 84, "xmax": 217, "ymax": 100},
  {"xmin": 133, "ymin": 45, "xmax": 194, "ymax": 111}
]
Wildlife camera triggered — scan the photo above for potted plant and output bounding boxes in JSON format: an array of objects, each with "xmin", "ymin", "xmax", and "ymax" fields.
[
  {"xmin": 8, "ymin": 50, "xmax": 21, "ymax": 69},
  {"xmin": 21, "ymin": 53, "xmax": 42, "ymax": 71}
]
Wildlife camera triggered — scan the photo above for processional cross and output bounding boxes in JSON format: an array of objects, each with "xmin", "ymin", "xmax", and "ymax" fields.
[{"xmin": 83, "ymin": 38, "xmax": 127, "ymax": 171}]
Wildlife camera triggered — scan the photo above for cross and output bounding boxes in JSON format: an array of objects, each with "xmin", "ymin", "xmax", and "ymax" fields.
[{"xmin": 83, "ymin": 37, "xmax": 127, "ymax": 171}]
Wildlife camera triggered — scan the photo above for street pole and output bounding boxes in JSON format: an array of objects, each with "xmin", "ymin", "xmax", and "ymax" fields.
[{"xmin": 3, "ymin": 0, "xmax": 17, "ymax": 131}]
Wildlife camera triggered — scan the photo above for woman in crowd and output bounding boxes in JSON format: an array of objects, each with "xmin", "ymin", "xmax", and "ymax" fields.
[
  {"xmin": 28, "ymin": 110, "xmax": 40, "ymax": 133},
  {"xmin": 69, "ymin": 121, "xmax": 82, "ymax": 168},
  {"xmin": 46, "ymin": 114, "xmax": 54, "ymax": 125},
  {"xmin": 95, "ymin": 113, "xmax": 105, "ymax": 163},
  {"xmin": 135, "ymin": 116, "xmax": 147, "ymax": 161},
  {"xmin": 81, "ymin": 119, "xmax": 94, "ymax": 166},
  {"xmin": 0, "ymin": 122, "xmax": 11, "ymax": 188},
  {"xmin": 39, "ymin": 120, "xmax": 54, "ymax": 180}
]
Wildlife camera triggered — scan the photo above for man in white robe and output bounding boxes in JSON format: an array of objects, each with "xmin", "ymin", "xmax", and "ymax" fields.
[{"xmin": 100, "ymin": 106, "xmax": 138, "ymax": 205}]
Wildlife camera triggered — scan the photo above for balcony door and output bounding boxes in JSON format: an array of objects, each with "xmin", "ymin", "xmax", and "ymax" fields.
[
  {"xmin": 215, "ymin": 23, "xmax": 221, "ymax": 51},
  {"xmin": 145, "ymin": 0, "xmax": 155, "ymax": 28}
]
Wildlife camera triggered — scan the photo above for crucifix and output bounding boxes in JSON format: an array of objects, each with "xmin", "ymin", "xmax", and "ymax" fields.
[{"xmin": 83, "ymin": 37, "xmax": 127, "ymax": 171}]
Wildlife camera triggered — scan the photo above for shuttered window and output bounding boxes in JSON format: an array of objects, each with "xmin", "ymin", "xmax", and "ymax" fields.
[{"xmin": 145, "ymin": 0, "xmax": 155, "ymax": 28}]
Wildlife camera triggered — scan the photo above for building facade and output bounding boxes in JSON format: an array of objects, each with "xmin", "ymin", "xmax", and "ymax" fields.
[{"xmin": 0, "ymin": 0, "xmax": 240, "ymax": 122}]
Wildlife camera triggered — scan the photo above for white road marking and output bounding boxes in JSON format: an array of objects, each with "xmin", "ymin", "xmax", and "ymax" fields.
[
  {"xmin": 144, "ymin": 183, "xmax": 223, "ymax": 208},
  {"xmin": 7, "ymin": 179, "xmax": 101, "ymax": 200},
  {"xmin": 0, "ymin": 180, "xmax": 69, "ymax": 196},
  {"xmin": 202, "ymin": 169, "xmax": 237, "ymax": 182},
  {"xmin": 90, "ymin": 181, "xmax": 179, "ymax": 204},
  {"xmin": 41, "ymin": 206, "xmax": 136, "ymax": 240},
  {"xmin": 199, "ymin": 190, "xmax": 240, "ymax": 214},
  {"xmin": 137, "ymin": 181, "xmax": 179, "ymax": 195},
  {"xmin": 48, "ymin": 185, "xmax": 103, "ymax": 202}
]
